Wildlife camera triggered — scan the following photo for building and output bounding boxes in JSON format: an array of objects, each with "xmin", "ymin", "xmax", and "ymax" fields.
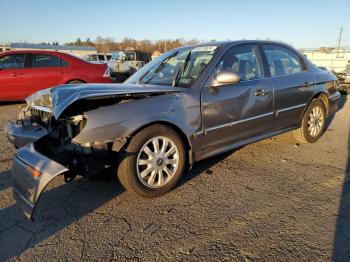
[
  {"xmin": 302, "ymin": 48, "xmax": 350, "ymax": 73},
  {"xmin": 0, "ymin": 43, "xmax": 97, "ymax": 57}
]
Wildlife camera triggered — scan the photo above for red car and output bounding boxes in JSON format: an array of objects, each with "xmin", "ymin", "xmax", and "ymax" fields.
[{"xmin": 0, "ymin": 50, "xmax": 112, "ymax": 101}]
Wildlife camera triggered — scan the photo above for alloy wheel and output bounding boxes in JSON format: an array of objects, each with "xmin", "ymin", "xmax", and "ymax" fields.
[
  {"xmin": 307, "ymin": 106, "xmax": 324, "ymax": 137},
  {"xmin": 136, "ymin": 136, "xmax": 179, "ymax": 188}
]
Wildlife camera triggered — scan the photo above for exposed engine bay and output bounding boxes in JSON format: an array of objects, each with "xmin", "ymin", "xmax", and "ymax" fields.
[{"xmin": 20, "ymin": 105, "xmax": 112, "ymax": 181}]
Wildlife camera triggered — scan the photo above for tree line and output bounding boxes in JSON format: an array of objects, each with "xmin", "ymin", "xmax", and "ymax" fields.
[{"xmin": 64, "ymin": 37, "xmax": 203, "ymax": 53}]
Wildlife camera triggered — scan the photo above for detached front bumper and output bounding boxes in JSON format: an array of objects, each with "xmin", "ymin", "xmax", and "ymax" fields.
[
  {"xmin": 5, "ymin": 121, "xmax": 48, "ymax": 148},
  {"xmin": 329, "ymin": 91, "xmax": 341, "ymax": 113},
  {"xmin": 12, "ymin": 146, "xmax": 68, "ymax": 220}
]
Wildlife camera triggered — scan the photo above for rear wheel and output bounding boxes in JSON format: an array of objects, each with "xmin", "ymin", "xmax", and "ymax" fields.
[
  {"xmin": 117, "ymin": 125, "xmax": 186, "ymax": 197},
  {"xmin": 294, "ymin": 99, "xmax": 326, "ymax": 143},
  {"xmin": 67, "ymin": 80, "xmax": 84, "ymax": 84}
]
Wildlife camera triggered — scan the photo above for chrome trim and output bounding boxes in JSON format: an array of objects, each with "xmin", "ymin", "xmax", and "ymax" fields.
[
  {"xmin": 199, "ymin": 111, "xmax": 274, "ymax": 134},
  {"xmin": 329, "ymin": 92, "xmax": 340, "ymax": 101},
  {"xmin": 31, "ymin": 105, "xmax": 52, "ymax": 113},
  {"xmin": 276, "ymin": 103, "xmax": 306, "ymax": 114}
]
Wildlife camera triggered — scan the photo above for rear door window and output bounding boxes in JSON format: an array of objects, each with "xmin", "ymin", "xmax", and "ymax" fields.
[
  {"xmin": 262, "ymin": 45, "xmax": 306, "ymax": 77},
  {"xmin": 98, "ymin": 54, "xmax": 105, "ymax": 61},
  {"xmin": 31, "ymin": 54, "xmax": 60, "ymax": 68}
]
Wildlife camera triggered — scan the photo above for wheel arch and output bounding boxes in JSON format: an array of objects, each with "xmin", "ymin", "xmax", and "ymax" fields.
[
  {"xmin": 117, "ymin": 121, "xmax": 194, "ymax": 168},
  {"xmin": 315, "ymin": 92, "xmax": 330, "ymax": 116},
  {"xmin": 66, "ymin": 79, "xmax": 86, "ymax": 84},
  {"xmin": 301, "ymin": 92, "xmax": 330, "ymax": 120}
]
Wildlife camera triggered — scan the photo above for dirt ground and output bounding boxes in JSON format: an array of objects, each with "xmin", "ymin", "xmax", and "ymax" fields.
[{"xmin": 0, "ymin": 96, "xmax": 349, "ymax": 262}]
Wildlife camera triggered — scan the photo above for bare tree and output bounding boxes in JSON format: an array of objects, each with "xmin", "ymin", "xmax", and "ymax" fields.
[{"xmin": 65, "ymin": 37, "xmax": 200, "ymax": 53}]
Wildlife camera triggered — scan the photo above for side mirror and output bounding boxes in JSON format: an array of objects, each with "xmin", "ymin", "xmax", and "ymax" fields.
[{"xmin": 213, "ymin": 71, "xmax": 240, "ymax": 87}]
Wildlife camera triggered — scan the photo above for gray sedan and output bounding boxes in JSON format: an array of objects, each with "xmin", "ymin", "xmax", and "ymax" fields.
[{"xmin": 6, "ymin": 40, "xmax": 340, "ymax": 219}]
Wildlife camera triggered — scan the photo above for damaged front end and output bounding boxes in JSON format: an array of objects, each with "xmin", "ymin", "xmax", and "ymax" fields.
[
  {"xmin": 8, "ymin": 107, "xmax": 110, "ymax": 220},
  {"xmin": 7, "ymin": 93, "xmax": 113, "ymax": 219},
  {"xmin": 6, "ymin": 105, "xmax": 52, "ymax": 148},
  {"xmin": 7, "ymin": 84, "xmax": 182, "ymax": 219}
]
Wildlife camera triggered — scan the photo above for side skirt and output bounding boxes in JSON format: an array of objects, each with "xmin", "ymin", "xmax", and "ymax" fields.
[{"xmin": 194, "ymin": 126, "xmax": 297, "ymax": 162}]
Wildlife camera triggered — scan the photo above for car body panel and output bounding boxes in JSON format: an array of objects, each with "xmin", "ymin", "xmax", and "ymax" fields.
[
  {"xmin": 5, "ymin": 121, "xmax": 48, "ymax": 148},
  {"xmin": 11, "ymin": 146, "xmax": 68, "ymax": 220},
  {"xmin": 0, "ymin": 67, "xmax": 28, "ymax": 100},
  {"xmin": 199, "ymin": 78, "xmax": 274, "ymax": 155},
  {"xmin": 270, "ymin": 71, "xmax": 315, "ymax": 130},
  {"xmin": 72, "ymin": 90, "xmax": 201, "ymax": 146},
  {"xmin": 25, "ymin": 83, "xmax": 184, "ymax": 118},
  {"xmin": 24, "ymin": 66, "xmax": 66, "ymax": 95}
]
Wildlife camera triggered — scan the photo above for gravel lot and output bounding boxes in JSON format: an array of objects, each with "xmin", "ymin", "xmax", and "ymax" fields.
[{"xmin": 0, "ymin": 96, "xmax": 349, "ymax": 261}]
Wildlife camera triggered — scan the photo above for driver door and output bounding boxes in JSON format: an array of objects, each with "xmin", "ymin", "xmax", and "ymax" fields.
[{"xmin": 199, "ymin": 44, "xmax": 274, "ymax": 155}]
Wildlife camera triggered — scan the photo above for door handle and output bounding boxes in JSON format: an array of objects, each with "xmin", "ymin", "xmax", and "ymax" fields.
[
  {"xmin": 11, "ymin": 73, "xmax": 17, "ymax": 77},
  {"xmin": 255, "ymin": 89, "xmax": 267, "ymax": 96},
  {"xmin": 302, "ymin": 81, "xmax": 315, "ymax": 88}
]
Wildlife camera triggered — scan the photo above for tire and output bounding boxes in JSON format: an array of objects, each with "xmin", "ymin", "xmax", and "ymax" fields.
[
  {"xmin": 294, "ymin": 99, "xmax": 326, "ymax": 143},
  {"xmin": 67, "ymin": 80, "xmax": 84, "ymax": 84},
  {"xmin": 117, "ymin": 125, "xmax": 186, "ymax": 197}
]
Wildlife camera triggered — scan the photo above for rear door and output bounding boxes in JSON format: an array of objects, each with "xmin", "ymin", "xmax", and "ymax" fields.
[
  {"xmin": 200, "ymin": 44, "xmax": 274, "ymax": 154},
  {"xmin": 24, "ymin": 53, "xmax": 66, "ymax": 95},
  {"xmin": 0, "ymin": 53, "xmax": 28, "ymax": 100},
  {"xmin": 261, "ymin": 44, "xmax": 314, "ymax": 130}
]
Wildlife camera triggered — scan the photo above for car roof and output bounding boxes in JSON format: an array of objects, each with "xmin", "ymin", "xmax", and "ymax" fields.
[
  {"xmin": 174, "ymin": 40, "xmax": 294, "ymax": 51},
  {"xmin": 0, "ymin": 49, "xmax": 91, "ymax": 64},
  {"xmin": 0, "ymin": 49, "xmax": 81, "ymax": 58}
]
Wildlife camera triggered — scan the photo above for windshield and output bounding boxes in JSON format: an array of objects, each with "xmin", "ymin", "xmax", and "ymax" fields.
[
  {"xmin": 126, "ymin": 46, "xmax": 218, "ymax": 87},
  {"xmin": 111, "ymin": 52, "xmax": 122, "ymax": 61}
]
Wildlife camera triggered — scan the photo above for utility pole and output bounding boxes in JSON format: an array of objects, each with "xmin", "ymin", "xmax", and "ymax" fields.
[{"xmin": 336, "ymin": 27, "xmax": 343, "ymax": 58}]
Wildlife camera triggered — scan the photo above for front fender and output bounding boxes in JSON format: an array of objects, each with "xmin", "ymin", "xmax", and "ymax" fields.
[{"xmin": 72, "ymin": 93, "xmax": 200, "ymax": 146}]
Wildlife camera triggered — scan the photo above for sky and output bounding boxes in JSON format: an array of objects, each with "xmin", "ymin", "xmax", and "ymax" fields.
[{"xmin": 0, "ymin": 0, "xmax": 349, "ymax": 48}]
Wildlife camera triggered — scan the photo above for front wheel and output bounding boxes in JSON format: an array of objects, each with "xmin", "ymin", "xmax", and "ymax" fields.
[
  {"xmin": 294, "ymin": 99, "xmax": 326, "ymax": 143},
  {"xmin": 117, "ymin": 125, "xmax": 186, "ymax": 197}
]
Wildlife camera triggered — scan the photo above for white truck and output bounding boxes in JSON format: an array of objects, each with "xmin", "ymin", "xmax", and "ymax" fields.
[{"xmin": 84, "ymin": 53, "xmax": 112, "ymax": 64}]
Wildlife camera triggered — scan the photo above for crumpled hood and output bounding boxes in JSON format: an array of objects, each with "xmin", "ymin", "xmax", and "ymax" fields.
[{"xmin": 25, "ymin": 83, "xmax": 182, "ymax": 118}]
